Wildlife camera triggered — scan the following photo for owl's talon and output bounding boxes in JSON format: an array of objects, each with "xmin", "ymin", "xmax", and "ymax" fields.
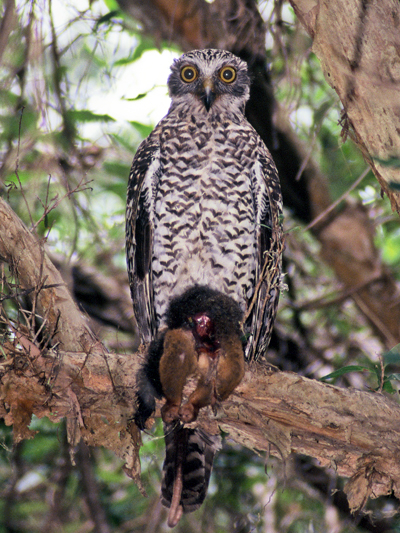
[
  {"xmin": 161, "ymin": 403, "xmax": 180, "ymax": 424},
  {"xmin": 179, "ymin": 402, "xmax": 199, "ymax": 423}
]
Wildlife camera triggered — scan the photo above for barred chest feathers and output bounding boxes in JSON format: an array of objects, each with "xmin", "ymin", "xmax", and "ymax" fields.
[{"xmin": 152, "ymin": 108, "xmax": 259, "ymax": 327}]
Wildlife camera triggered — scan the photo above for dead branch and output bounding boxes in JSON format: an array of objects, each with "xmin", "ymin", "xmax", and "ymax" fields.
[
  {"xmin": 1, "ymin": 198, "xmax": 400, "ymax": 512},
  {"xmin": 0, "ymin": 197, "xmax": 98, "ymax": 352}
]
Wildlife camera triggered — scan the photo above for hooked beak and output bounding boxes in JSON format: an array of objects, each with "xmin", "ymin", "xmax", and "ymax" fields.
[{"xmin": 201, "ymin": 79, "xmax": 215, "ymax": 112}]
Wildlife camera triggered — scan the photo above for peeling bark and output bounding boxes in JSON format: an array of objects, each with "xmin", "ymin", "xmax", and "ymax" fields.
[
  {"xmin": 290, "ymin": 0, "xmax": 400, "ymax": 212},
  {"xmin": 1, "ymin": 343, "xmax": 400, "ymax": 513},
  {"xmin": 1, "ymin": 198, "xmax": 400, "ymax": 512}
]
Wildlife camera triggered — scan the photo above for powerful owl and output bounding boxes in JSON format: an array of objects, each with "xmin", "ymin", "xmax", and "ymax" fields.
[{"xmin": 126, "ymin": 49, "xmax": 283, "ymax": 527}]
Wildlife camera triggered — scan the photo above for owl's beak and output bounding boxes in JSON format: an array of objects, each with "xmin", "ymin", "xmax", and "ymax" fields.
[{"xmin": 201, "ymin": 79, "xmax": 215, "ymax": 112}]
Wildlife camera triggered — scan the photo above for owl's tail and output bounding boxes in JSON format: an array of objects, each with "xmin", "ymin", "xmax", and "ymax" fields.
[{"xmin": 161, "ymin": 423, "xmax": 221, "ymax": 528}]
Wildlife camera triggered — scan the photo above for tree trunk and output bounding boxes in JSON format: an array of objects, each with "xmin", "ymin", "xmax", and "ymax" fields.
[{"xmin": 290, "ymin": 0, "xmax": 400, "ymax": 212}]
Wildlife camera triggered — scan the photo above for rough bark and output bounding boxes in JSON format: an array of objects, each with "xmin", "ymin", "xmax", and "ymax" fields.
[
  {"xmin": 1, "ymin": 198, "xmax": 400, "ymax": 513},
  {"xmin": 0, "ymin": 198, "xmax": 97, "ymax": 353},
  {"xmin": 2, "ymin": 334, "xmax": 400, "ymax": 513},
  {"xmin": 290, "ymin": 0, "xmax": 400, "ymax": 212}
]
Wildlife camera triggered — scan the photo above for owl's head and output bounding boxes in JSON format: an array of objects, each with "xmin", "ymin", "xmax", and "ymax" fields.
[{"xmin": 168, "ymin": 49, "xmax": 250, "ymax": 114}]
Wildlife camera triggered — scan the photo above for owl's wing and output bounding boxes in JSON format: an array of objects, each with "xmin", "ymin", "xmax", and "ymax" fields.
[
  {"xmin": 126, "ymin": 130, "xmax": 161, "ymax": 343},
  {"xmin": 245, "ymin": 140, "xmax": 283, "ymax": 361}
]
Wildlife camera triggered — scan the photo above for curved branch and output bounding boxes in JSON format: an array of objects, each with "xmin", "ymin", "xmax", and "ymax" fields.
[
  {"xmin": 0, "ymin": 198, "xmax": 98, "ymax": 352},
  {"xmin": 1, "ymin": 198, "xmax": 400, "ymax": 513}
]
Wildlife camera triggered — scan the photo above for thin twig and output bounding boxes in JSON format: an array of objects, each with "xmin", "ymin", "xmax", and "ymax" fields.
[
  {"xmin": 33, "ymin": 177, "xmax": 94, "ymax": 231},
  {"xmin": 293, "ymin": 272, "xmax": 384, "ymax": 312},
  {"xmin": 14, "ymin": 106, "xmax": 35, "ymax": 228},
  {"xmin": 304, "ymin": 167, "xmax": 370, "ymax": 232}
]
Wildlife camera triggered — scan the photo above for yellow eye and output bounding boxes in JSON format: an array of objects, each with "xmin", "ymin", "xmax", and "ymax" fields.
[
  {"xmin": 181, "ymin": 66, "xmax": 198, "ymax": 83},
  {"xmin": 219, "ymin": 66, "xmax": 236, "ymax": 83}
]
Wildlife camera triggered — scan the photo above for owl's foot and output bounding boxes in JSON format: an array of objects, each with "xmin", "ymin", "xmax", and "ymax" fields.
[
  {"xmin": 178, "ymin": 401, "xmax": 200, "ymax": 423},
  {"xmin": 161, "ymin": 402, "xmax": 180, "ymax": 424}
]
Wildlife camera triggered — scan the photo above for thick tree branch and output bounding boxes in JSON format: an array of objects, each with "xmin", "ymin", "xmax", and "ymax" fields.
[
  {"xmin": 1, "ymin": 199, "xmax": 400, "ymax": 512},
  {"xmin": 1, "ymin": 342, "xmax": 400, "ymax": 513},
  {"xmin": 0, "ymin": 198, "xmax": 97, "ymax": 352}
]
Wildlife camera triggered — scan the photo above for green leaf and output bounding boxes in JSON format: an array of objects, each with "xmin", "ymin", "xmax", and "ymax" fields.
[
  {"xmin": 123, "ymin": 92, "xmax": 148, "ymax": 102},
  {"xmin": 129, "ymin": 121, "xmax": 153, "ymax": 138},
  {"xmin": 382, "ymin": 380, "xmax": 396, "ymax": 393},
  {"xmin": 381, "ymin": 230, "xmax": 400, "ymax": 265},
  {"xmin": 0, "ymin": 89, "xmax": 20, "ymax": 107},
  {"xmin": 102, "ymin": 0, "xmax": 120, "ymax": 10},
  {"xmin": 5, "ymin": 170, "xmax": 31, "ymax": 185},
  {"xmin": 114, "ymin": 36, "xmax": 156, "ymax": 66},
  {"xmin": 95, "ymin": 9, "xmax": 122, "ymax": 27},
  {"xmin": 67, "ymin": 110, "xmax": 115, "ymax": 123},
  {"xmin": 383, "ymin": 345, "xmax": 400, "ymax": 366},
  {"xmin": 320, "ymin": 365, "xmax": 371, "ymax": 381},
  {"xmin": 385, "ymin": 373, "xmax": 400, "ymax": 382},
  {"xmin": 0, "ymin": 108, "xmax": 38, "ymax": 141}
]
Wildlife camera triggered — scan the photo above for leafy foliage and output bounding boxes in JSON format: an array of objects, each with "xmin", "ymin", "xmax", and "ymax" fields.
[{"xmin": 0, "ymin": 0, "xmax": 399, "ymax": 532}]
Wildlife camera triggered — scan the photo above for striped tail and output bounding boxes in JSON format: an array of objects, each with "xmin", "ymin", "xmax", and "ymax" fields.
[{"xmin": 161, "ymin": 423, "xmax": 221, "ymax": 527}]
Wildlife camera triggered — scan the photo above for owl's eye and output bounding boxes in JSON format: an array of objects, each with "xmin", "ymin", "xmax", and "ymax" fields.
[
  {"xmin": 181, "ymin": 66, "xmax": 198, "ymax": 83},
  {"xmin": 219, "ymin": 66, "xmax": 236, "ymax": 83}
]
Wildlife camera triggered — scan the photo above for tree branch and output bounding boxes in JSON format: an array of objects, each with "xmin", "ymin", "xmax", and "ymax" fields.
[
  {"xmin": 0, "ymin": 197, "xmax": 142, "ymax": 484},
  {"xmin": 1, "ymin": 198, "xmax": 400, "ymax": 513},
  {"xmin": 0, "ymin": 197, "xmax": 98, "ymax": 352},
  {"xmin": 1, "ymin": 341, "xmax": 400, "ymax": 513}
]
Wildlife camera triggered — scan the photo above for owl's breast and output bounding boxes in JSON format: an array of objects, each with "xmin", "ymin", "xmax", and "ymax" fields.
[{"xmin": 152, "ymin": 116, "xmax": 258, "ymax": 325}]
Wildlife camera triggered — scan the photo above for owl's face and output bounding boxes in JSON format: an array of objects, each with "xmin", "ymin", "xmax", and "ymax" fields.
[{"xmin": 168, "ymin": 49, "xmax": 250, "ymax": 114}]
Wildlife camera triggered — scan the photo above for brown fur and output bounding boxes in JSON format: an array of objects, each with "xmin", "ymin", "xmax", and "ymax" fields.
[{"xmin": 159, "ymin": 327, "xmax": 245, "ymax": 425}]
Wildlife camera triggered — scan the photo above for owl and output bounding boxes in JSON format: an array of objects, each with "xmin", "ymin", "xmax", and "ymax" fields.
[{"xmin": 126, "ymin": 49, "xmax": 283, "ymax": 527}]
